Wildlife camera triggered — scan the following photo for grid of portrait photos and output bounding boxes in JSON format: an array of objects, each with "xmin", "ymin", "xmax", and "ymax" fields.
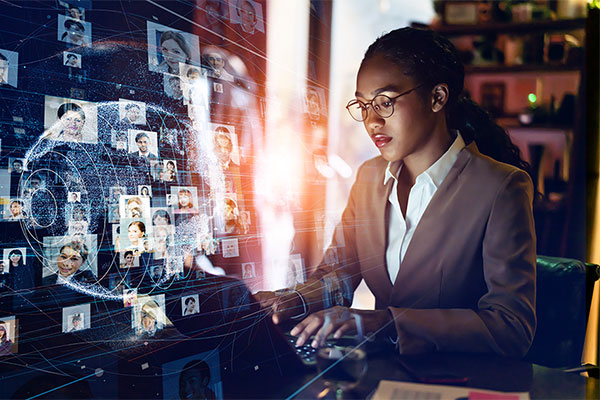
[{"xmin": 0, "ymin": 3, "xmax": 314, "ymax": 398}]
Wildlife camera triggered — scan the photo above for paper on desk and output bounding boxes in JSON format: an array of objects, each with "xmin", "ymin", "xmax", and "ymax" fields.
[{"xmin": 372, "ymin": 380, "xmax": 529, "ymax": 400}]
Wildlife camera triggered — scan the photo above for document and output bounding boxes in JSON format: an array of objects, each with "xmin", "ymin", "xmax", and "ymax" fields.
[{"xmin": 372, "ymin": 380, "xmax": 529, "ymax": 400}]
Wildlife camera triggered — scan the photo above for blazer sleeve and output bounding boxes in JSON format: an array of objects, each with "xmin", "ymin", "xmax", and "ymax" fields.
[
  {"xmin": 388, "ymin": 169, "xmax": 537, "ymax": 358},
  {"xmin": 295, "ymin": 164, "xmax": 366, "ymax": 314}
]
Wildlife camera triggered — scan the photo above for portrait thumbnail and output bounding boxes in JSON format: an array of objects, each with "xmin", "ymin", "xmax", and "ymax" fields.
[
  {"xmin": 62, "ymin": 303, "xmax": 90, "ymax": 333},
  {"xmin": 119, "ymin": 99, "xmax": 147, "ymax": 126},
  {"xmin": 152, "ymin": 208, "xmax": 173, "ymax": 226},
  {"xmin": 181, "ymin": 294, "xmax": 199, "ymax": 316},
  {"xmin": 180, "ymin": 64, "xmax": 207, "ymax": 105},
  {"xmin": 120, "ymin": 250, "xmax": 140, "ymax": 269},
  {"xmin": 201, "ymin": 47, "xmax": 233, "ymax": 82},
  {"xmin": 123, "ymin": 288, "xmax": 137, "ymax": 307},
  {"xmin": 229, "ymin": 0, "xmax": 264, "ymax": 35},
  {"xmin": 304, "ymin": 85, "xmax": 327, "ymax": 121},
  {"xmin": 42, "ymin": 234, "xmax": 97, "ymax": 286},
  {"xmin": 60, "ymin": 1, "xmax": 87, "ymax": 20},
  {"xmin": 160, "ymin": 159, "xmax": 178, "ymax": 183},
  {"xmin": 220, "ymin": 238, "xmax": 239, "ymax": 258},
  {"xmin": 120, "ymin": 218, "xmax": 153, "ymax": 254},
  {"xmin": 3, "ymin": 248, "xmax": 26, "ymax": 274},
  {"xmin": 68, "ymin": 191, "xmax": 81, "ymax": 203},
  {"xmin": 57, "ymin": 15, "xmax": 91, "ymax": 46},
  {"xmin": 0, "ymin": 49, "xmax": 18, "ymax": 88},
  {"xmin": 153, "ymin": 224, "xmax": 174, "ymax": 260},
  {"xmin": 161, "ymin": 351, "xmax": 222, "ymax": 400},
  {"xmin": 147, "ymin": 21, "xmax": 201, "ymax": 75},
  {"xmin": 119, "ymin": 195, "xmax": 151, "ymax": 220},
  {"xmin": 287, "ymin": 253, "xmax": 305, "ymax": 286},
  {"xmin": 8, "ymin": 158, "xmax": 26, "ymax": 174},
  {"xmin": 63, "ymin": 51, "xmax": 82, "ymax": 68},
  {"xmin": 138, "ymin": 185, "xmax": 152, "ymax": 197},
  {"xmin": 171, "ymin": 186, "xmax": 199, "ymax": 215},
  {"xmin": 197, "ymin": 0, "xmax": 228, "ymax": 36},
  {"xmin": 241, "ymin": 262, "xmax": 255, "ymax": 279},
  {"xmin": 0, "ymin": 316, "xmax": 17, "ymax": 355},
  {"xmin": 164, "ymin": 73, "xmax": 184, "ymax": 100},
  {"xmin": 132, "ymin": 294, "xmax": 167, "ymax": 337},
  {"xmin": 211, "ymin": 123, "xmax": 239, "ymax": 168},
  {"xmin": 128, "ymin": 129, "xmax": 158, "ymax": 159},
  {"xmin": 4, "ymin": 199, "xmax": 26, "ymax": 221},
  {"xmin": 43, "ymin": 95, "xmax": 98, "ymax": 144}
]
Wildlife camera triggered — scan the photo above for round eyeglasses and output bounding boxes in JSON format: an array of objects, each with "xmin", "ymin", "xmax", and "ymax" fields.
[{"xmin": 345, "ymin": 84, "xmax": 423, "ymax": 122}]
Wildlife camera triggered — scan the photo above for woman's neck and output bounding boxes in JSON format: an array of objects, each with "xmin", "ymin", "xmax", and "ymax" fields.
[{"xmin": 402, "ymin": 122, "xmax": 453, "ymax": 185}]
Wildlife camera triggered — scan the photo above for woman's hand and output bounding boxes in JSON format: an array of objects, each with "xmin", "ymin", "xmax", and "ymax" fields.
[
  {"xmin": 291, "ymin": 307, "xmax": 393, "ymax": 348},
  {"xmin": 254, "ymin": 290, "xmax": 306, "ymax": 324}
]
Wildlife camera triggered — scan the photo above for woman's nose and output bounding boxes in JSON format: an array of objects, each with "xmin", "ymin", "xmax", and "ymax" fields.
[{"xmin": 364, "ymin": 107, "xmax": 384, "ymax": 130}]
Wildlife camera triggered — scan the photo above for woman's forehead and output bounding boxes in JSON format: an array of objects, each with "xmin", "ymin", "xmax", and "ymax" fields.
[{"xmin": 356, "ymin": 56, "xmax": 416, "ymax": 98}]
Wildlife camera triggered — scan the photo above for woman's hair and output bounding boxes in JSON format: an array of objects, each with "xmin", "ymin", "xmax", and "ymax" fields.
[
  {"xmin": 178, "ymin": 189, "xmax": 193, "ymax": 208},
  {"xmin": 141, "ymin": 186, "xmax": 149, "ymax": 195},
  {"xmin": 152, "ymin": 209, "xmax": 171, "ymax": 224},
  {"xmin": 8, "ymin": 249, "xmax": 23, "ymax": 267},
  {"xmin": 9, "ymin": 199, "xmax": 23, "ymax": 209},
  {"xmin": 362, "ymin": 27, "xmax": 531, "ymax": 178},
  {"xmin": 126, "ymin": 197, "xmax": 142, "ymax": 207},
  {"xmin": 166, "ymin": 160, "xmax": 176, "ymax": 169},
  {"xmin": 60, "ymin": 241, "xmax": 89, "ymax": 264},
  {"xmin": 57, "ymin": 102, "xmax": 86, "ymax": 121},
  {"xmin": 159, "ymin": 31, "xmax": 191, "ymax": 61},
  {"xmin": 128, "ymin": 221, "xmax": 146, "ymax": 235},
  {"xmin": 124, "ymin": 250, "xmax": 134, "ymax": 259},
  {"xmin": 64, "ymin": 19, "xmax": 84, "ymax": 32},
  {"xmin": 185, "ymin": 297, "xmax": 195, "ymax": 306}
]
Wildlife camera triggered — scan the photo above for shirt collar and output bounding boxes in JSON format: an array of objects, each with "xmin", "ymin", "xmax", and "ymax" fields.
[{"xmin": 383, "ymin": 130, "xmax": 465, "ymax": 187}]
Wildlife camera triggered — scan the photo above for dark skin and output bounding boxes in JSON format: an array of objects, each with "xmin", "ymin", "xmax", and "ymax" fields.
[{"xmin": 256, "ymin": 54, "xmax": 453, "ymax": 348}]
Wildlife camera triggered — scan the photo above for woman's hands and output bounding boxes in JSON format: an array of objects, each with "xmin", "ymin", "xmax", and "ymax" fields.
[
  {"xmin": 254, "ymin": 290, "xmax": 307, "ymax": 324},
  {"xmin": 291, "ymin": 307, "xmax": 393, "ymax": 348}
]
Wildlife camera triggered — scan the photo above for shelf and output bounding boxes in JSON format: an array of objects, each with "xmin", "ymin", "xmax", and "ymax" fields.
[
  {"xmin": 465, "ymin": 64, "xmax": 581, "ymax": 74},
  {"xmin": 412, "ymin": 18, "xmax": 586, "ymax": 36}
]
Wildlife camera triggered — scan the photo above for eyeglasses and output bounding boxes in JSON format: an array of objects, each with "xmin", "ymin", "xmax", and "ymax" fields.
[{"xmin": 345, "ymin": 84, "xmax": 423, "ymax": 122}]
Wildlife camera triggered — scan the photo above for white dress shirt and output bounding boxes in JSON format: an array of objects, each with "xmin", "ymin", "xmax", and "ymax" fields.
[{"xmin": 384, "ymin": 131, "xmax": 466, "ymax": 284}]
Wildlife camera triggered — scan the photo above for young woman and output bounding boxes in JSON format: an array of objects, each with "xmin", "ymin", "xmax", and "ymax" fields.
[
  {"xmin": 7, "ymin": 200, "xmax": 25, "ymax": 220},
  {"xmin": 127, "ymin": 221, "xmax": 146, "ymax": 249},
  {"xmin": 175, "ymin": 189, "xmax": 198, "ymax": 214},
  {"xmin": 257, "ymin": 27, "xmax": 536, "ymax": 358},
  {"xmin": 0, "ymin": 321, "xmax": 13, "ymax": 355},
  {"xmin": 157, "ymin": 31, "xmax": 191, "ymax": 75},
  {"xmin": 7, "ymin": 249, "xmax": 24, "ymax": 269},
  {"xmin": 57, "ymin": 102, "xmax": 86, "ymax": 142}
]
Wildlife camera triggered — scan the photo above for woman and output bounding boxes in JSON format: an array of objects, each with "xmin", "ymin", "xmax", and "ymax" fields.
[
  {"xmin": 43, "ymin": 241, "xmax": 94, "ymax": 285},
  {"xmin": 162, "ymin": 160, "xmax": 177, "ymax": 182},
  {"xmin": 175, "ymin": 189, "xmax": 198, "ymax": 214},
  {"xmin": 153, "ymin": 226, "xmax": 170, "ymax": 259},
  {"xmin": 121, "ymin": 250, "xmax": 135, "ymax": 268},
  {"xmin": 152, "ymin": 209, "xmax": 172, "ymax": 226},
  {"xmin": 7, "ymin": 200, "xmax": 25, "ymax": 220},
  {"xmin": 8, "ymin": 249, "xmax": 24, "ymax": 270},
  {"xmin": 126, "ymin": 197, "xmax": 144, "ymax": 218},
  {"xmin": 257, "ymin": 28, "xmax": 536, "ymax": 358},
  {"xmin": 127, "ymin": 221, "xmax": 146, "ymax": 250},
  {"xmin": 57, "ymin": 102, "xmax": 86, "ymax": 142},
  {"xmin": 157, "ymin": 31, "xmax": 191, "ymax": 75},
  {"xmin": 183, "ymin": 296, "xmax": 197, "ymax": 315},
  {"xmin": 0, "ymin": 321, "xmax": 13, "ymax": 355},
  {"xmin": 140, "ymin": 186, "xmax": 151, "ymax": 197}
]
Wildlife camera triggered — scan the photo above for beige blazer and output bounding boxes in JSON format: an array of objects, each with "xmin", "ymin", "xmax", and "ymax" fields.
[{"xmin": 297, "ymin": 142, "xmax": 536, "ymax": 358}]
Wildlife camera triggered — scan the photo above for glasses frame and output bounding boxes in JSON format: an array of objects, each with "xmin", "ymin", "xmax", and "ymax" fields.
[{"xmin": 345, "ymin": 84, "xmax": 424, "ymax": 122}]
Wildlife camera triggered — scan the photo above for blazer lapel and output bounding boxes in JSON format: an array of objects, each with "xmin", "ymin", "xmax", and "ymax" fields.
[{"xmin": 389, "ymin": 144, "xmax": 475, "ymax": 302}]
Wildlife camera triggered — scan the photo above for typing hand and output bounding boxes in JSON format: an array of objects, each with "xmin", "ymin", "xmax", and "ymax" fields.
[
  {"xmin": 254, "ymin": 290, "xmax": 306, "ymax": 324},
  {"xmin": 291, "ymin": 307, "xmax": 392, "ymax": 348}
]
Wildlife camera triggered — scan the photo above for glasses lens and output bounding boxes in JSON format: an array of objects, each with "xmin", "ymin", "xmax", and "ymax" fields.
[
  {"xmin": 347, "ymin": 101, "xmax": 366, "ymax": 121},
  {"xmin": 373, "ymin": 95, "xmax": 394, "ymax": 118}
]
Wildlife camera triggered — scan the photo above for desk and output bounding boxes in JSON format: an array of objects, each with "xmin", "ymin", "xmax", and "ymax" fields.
[{"xmin": 255, "ymin": 351, "xmax": 596, "ymax": 399}]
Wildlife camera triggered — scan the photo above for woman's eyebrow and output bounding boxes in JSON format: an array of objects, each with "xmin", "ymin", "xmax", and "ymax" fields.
[{"xmin": 355, "ymin": 84, "xmax": 402, "ymax": 98}]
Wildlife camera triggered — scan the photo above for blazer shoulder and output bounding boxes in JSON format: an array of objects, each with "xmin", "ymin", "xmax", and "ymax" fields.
[
  {"xmin": 355, "ymin": 156, "xmax": 388, "ymax": 182},
  {"xmin": 464, "ymin": 144, "xmax": 532, "ymax": 188}
]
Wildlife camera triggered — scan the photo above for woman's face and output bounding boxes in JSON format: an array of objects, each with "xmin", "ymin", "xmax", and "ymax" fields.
[
  {"xmin": 154, "ymin": 215, "xmax": 169, "ymax": 225},
  {"xmin": 187, "ymin": 299, "xmax": 196, "ymax": 312},
  {"xmin": 125, "ymin": 254, "xmax": 134, "ymax": 265},
  {"xmin": 179, "ymin": 193, "xmax": 191, "ymax": 208},
  {"xmin": 57, "ymin": 247, "xmax": 84, "ymax": 277},
  {"xmin": 142, "ymin": 315, "xmax": 155, "ymax": 330},
  {"xmin": 167, "ymin": 162, "xmax": 175, "ymax": 171},
  {"xmin": 60, "ymin": 110, "xmax": 85, "ymax": 137},
  {"xmin": 9, "ymin": 253, "xmax": 21, "ymax": 265},
  {"xmin": 160, "ymin": 39, "xmax": 187, "ymax": 70},
  {"xmin": 128, "ymin": 224, "xmax": 143, "ymax": 241},
  {"xmin": 356, "ymin": 54, "xmax": 435, "ymax": 162},
  {"xmin": 10, "ymin": 202, "xmax": 22, "ymax": 216}
]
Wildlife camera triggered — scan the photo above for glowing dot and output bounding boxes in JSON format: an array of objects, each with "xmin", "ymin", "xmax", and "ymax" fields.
[{"xmin": 528, "ymin": 93, "xmax": 537, "ymax": 103}]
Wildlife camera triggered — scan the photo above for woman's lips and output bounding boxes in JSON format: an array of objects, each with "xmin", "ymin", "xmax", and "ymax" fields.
[{"xmin": 372, "ymin": 134, "xmax": 392, "ymax": 148}]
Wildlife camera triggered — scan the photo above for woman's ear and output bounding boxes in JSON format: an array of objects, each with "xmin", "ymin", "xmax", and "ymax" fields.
[{"xmin": 431, "ymin": 84, "xmax": 450, "ymax": 112}]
